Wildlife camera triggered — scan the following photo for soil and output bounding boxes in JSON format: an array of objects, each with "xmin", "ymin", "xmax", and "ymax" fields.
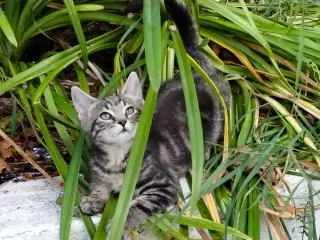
[
  {"xmin": 0, "ymin": 21, "xmax": 120, "ymax": 185},
  {"xmin": 0, "ymin": 104, "xmax": 63, "ymax": 184}
]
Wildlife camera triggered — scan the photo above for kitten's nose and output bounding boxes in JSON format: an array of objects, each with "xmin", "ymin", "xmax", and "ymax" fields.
[{"xmin": 118, "ymin": 120, "xmax": 127, "ymax": 127}]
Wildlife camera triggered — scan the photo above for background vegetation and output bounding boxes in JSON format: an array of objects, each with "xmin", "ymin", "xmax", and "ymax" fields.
[{"xmin": 0, "ymin": 0, "xmax": 319, "ymax": 239}]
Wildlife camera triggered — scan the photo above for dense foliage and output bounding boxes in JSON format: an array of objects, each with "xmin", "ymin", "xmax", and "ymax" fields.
[{"xmin": 0, "ymin": 0, "xmax": 319, "ymax": 239}]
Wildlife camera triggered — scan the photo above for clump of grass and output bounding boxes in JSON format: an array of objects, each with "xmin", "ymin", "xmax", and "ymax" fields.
[{"xmin": 0, "ymin": 0, "xmax": 319, "ymax": 239}]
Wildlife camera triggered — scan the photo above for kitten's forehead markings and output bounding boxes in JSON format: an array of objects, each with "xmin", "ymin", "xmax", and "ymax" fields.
[
  {"xmin": 108, "ymin": 101, "xmax": 126, "ymax": 114},
  {"xmin": 105, "ymin": 103, "xmax": 112, "ymax": 110},
  {"xmin": 119, "ymin": 99, "xmax": 126, "ymax": 105},
  {"xmin": 113, "ymin": 94, "xmax": 121, "ymax": 105}
]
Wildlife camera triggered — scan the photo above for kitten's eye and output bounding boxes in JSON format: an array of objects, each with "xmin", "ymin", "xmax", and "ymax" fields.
[
  {"xmin": 100, "ymin": 112, "xmax": 112, "ymax": 120},
  {"xmin": 125, "ymin": 106, "xmax": 134, "ymax": 115}
]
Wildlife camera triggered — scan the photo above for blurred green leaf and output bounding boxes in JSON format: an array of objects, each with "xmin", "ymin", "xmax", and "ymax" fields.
[
  {"xmin": 172, "ymin": 27, "xmax": 204, "ymax": 215},
  {"xmin": 0, "ymin": 8, "xmax": 17, "ymax": 47},
  {"xmin": 1, "ymin": 1, "xmax": 320, "ymax": 239},
  {"xmin": 108, "ymin": 86, "xmax": 158, "ymax": 239},
  {"xmin": 60, "ymin": 131, "xmax": 85, "ymax": 240},
  {"xmin": 143, "ymin": 0, "xmax": 162, "ymax": 91},
  {"xmin": 166, "ymin": 215, "xmax": 252, "ymax": 239},
  {"xmin": 63, "ymin": 0, "xmax": 88, "ymax": 68}
]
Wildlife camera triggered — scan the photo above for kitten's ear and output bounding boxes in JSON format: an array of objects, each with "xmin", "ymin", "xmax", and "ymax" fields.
[
  {"xmin": 121, "ymin": 72, "xmax": 142, "ymax": 99},
  {"xmin": 71, "ymin": 86, "xmax": 97, "ymax": 127}
]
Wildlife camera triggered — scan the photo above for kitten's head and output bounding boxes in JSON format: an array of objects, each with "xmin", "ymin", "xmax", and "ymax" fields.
[{"xmin": 71, "ymin": 72, "xmax": 144, "ymax": 146}]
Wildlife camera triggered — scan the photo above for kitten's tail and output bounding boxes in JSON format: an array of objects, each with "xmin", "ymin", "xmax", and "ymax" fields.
[
  {"xmin": 124, "ymin": 0, "xmax": 214, "ymax": 73},
  {"xmin": 164, "ymin": 0, "xmax": 217, "ymax": 76},
  {"xmin": 163, "ymin": 0, "xmax": 198, "ymax": 58}
]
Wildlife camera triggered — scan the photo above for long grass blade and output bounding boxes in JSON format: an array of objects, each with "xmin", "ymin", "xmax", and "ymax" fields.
[
  {"xmin": 171, "ymin": 27, "xmax": 204, "ymax": 215},
  {"xmin": 63, "ymin": 0, "xmax": 88, "ymax": 68},
  {"xmin": 0, "ymin": 8, "xmax": 17, "ymax": 47},
  {"xmin": 15, "ymin": 0, "xmax": 37, "ymax": 41},
  {"xmin": 93, "ymin": 196, "xmax": 118, "ymax": 240},
  {"xmin": 261, "ymin": 95, "xmax": 320, "ymax": 166},
  {"xmin": 187, "ymin": 56, "xmax": 229, "ymax": 162},
  {"xmin": 4, "ymin": 0, "xmax": 20, "ymax": 33},
  {"xmin": 108, "ymin": 86, "xmax": 157, "ymax": 239},
  {"xmin": 165, "ymin": 215, "xmax": 251, "ymax": 239},
  {"xmin": 199, "ymin": 0, "xmax": 289, "ymax": 86},
  {"xmin": 60, "ymin": 131, "xmax": 85, "ymax": 240},
  {"xmin": 149, "ymin": 216, "xmax": 189, "ymax": 240},
  {"xmin": 143, "ymin": 0, "xmax": 161, "ymax": 91},
  {"xmin": 0, "ymin": 38, "xmax": 119, "ymax": 96}
]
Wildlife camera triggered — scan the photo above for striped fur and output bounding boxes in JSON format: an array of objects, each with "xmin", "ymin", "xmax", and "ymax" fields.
[{"xmin": 72, "ymin": 0, "xmax": 230, "ymax": 238}]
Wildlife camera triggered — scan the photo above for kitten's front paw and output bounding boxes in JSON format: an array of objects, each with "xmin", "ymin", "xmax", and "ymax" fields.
[{"xmin": 80, "ymin": 196, "xmax": 106, "ymax": 215}]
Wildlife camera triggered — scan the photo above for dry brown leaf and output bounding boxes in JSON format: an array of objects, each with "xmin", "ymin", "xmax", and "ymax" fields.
[
  {"xmin": 0, "ymin": 156, "xmax": 9, "ymax": 172},
  {"xmin": 0, "ymin": 129, "xmax": 61, "ymax": 189},
  {"xmin": 203, "ymin": 193, "xmax": 221, "ymax": 223},
  {"xmin": 0, "ymin": 140, "xmax": 12, "ymax": 159},
  {"xmin": 265, "ymin": 213, "xmax": 288, "ymax": 240}
]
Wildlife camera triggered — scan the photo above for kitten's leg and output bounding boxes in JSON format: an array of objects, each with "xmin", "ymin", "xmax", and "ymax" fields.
[
  {"xmin": 124, "ymin": 178, "xmax": 178, "ymax": 237},
  {"xmin": 80, "ymin": 170, "xmax": 111, "ymax": 215}
]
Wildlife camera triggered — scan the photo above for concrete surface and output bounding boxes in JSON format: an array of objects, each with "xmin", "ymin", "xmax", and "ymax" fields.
[{"xmin": 0, "ymin": 175, "xmax": 319, "ymax": 240}]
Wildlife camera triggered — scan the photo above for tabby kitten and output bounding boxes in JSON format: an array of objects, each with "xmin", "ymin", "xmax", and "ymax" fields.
[{"xmin": 71, "ymin": 0, "xmax": 230, "ymax": 237}]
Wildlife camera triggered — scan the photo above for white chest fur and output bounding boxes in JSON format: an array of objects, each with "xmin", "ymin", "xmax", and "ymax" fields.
[{"xmin": 104, "ymin": 142, "xmax": 132, "ymax": 192}]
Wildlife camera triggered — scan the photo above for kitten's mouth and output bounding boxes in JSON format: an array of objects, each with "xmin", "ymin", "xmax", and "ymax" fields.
[{"xmin": 119, "ymin": 129, "xmax": 128, "ymax": 134}]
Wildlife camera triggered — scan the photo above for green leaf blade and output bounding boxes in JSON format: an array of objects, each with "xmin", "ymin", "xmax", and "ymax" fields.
[
  {"xmin": 63, "ymin": 0, "xmax": 88, "ymax": 68},
  {"xmin": 171, "ymin": 28, "xmax": 204, "ymax": 215},
  {"xmin": 143, "ymin": 0, "xmax": 162, "ymax": 92},
  {"xmin": 0, "ymin": 8, "xmax": 17, "ymax": 47},
  {"xmin": 108, "ymin": 86, "xmax": 158, "ymax": 240},
  {"xmin": 166, "ymin": 215, "xmax": 252, "ymax": 240},
  {"xmin": 60, "ymin": 131, "xmax": 86, "ymax": 240}
]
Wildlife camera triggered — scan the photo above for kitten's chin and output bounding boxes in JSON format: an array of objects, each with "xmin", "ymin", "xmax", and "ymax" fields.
[
  {"xmin": 107, "ymin": 131, "xmax": 135, "ymax": 145},
  {"xmin": 118, "ymin": 129, "xmax": 128, "ymax": 135},
  {"xmin": 117, "ymin": 132, "xmax": 134, "ymax": 143},
  {"xmin": 97, "ymin": 137, "xmax": 133, "ymax": 146}
]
